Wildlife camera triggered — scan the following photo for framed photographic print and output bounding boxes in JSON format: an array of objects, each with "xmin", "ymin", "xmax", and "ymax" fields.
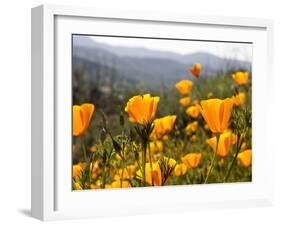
[{"xmin": 31, "ymin": 4, "xmax": 274, "ymax": 221}]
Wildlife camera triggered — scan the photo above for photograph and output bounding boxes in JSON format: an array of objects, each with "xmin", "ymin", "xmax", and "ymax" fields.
[{"xmin": 72, "ymin": 34, "xmax": 252, "ymax": 190}]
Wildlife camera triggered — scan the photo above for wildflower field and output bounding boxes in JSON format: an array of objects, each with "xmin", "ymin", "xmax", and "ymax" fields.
[{"xmin": 72, "ymin": 38, "xmax": 252, "ymax": 190}]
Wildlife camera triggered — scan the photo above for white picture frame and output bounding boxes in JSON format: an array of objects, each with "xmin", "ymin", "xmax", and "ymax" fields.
[{"xmin": 31, "ymin": 4, "xmax": 274, "ymax": 221}]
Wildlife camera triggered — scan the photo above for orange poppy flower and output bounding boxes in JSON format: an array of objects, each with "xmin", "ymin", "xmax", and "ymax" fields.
[
  {"xmin": 232, "ymin": 92, "xmax": 246, "ymax": 106},
  {"xmin": 175, "ymin": 80, "xmax": 193, "ymax": 95},
  {"xmin": 73, "ymin": 103, "xmax": 95, "ymax": 136},
  {"xmin": 186, "ymin": 105, "xmax": 200, "ymax": 119},
  {"xmin": 206, "ymin": 131, "xmax": 232, "ymax": 158},
  {"xmin": 125, "ymin": 94, "xmax": 160, "ymax": 125},
  {"xmin": 237, "ymin": 149, "xmax": 252, "ymax": 167},
  {"xmin": 199, "ymin": 98, "xmax": 233, "ymax": 133},
  {"xmin": 189, "ymin": 63, "xmax": 201, "ymax": 78},
  {"xmin": 174, "ymin": 163, "xmax": 187, "ymax": 176},
  {"xmin": 179, "ymin": 97, "xmax": 191, "ymax": 107},
  {"xmin": 232, "ymin": 72, "xmax": 249, "ymax": 85},
  {"xmin": 151, "ymin": 115, "xmax": 176, "ymax": 139},
  {"xmin": 181, "ymin": 153, "xmax": 201, "ymax": 169},
  {"xmin": 136, "ymin": 163, "xmax": 162, "ymax": 186}
]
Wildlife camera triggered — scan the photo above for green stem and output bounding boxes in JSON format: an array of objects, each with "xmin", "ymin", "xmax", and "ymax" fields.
[
  {"xmin": 204, "ymin": 134, "xmax": 220, "ymax": 184},
  {"xmin": 148, "ymin": 142, "xmax": 154, "ymax": 186},
  {"xmin": 142, "ymin": 141, "xmax": 147, "ymax": 187},
  {"xmin": 185, "ymin": 172, "xmax": 192, "ymax": 184},
  {"xmin": 120, "ymin": 167, "xmax": 124, "ymax": 188},
  {"xmin": 89, "ymin": 161, "xmax": 93, "ymax": 184},
  {"xmin": 102, "ymin": 165, "xmax": 106, "ymax": 189},
  {"xmin": 124, "ymin": 165, "xmax": 132, "ymax": 183},
  {"xmin": 120, "ymin": 149, "xmax": 133, "ymax": 187},
  {"xmin": 224, "ymin": 134, "xmax": 243, "ymax": 182},
  {"xmin": 182, "ymin": 134, "xmax": 188, "ymax": 154},
  {"xmin": 120, "ymin": 154, "xmax": 124, "ymax": 188},
  {"xmin": 120, "ymin": 143, "xmax": 125, "ymax": 188},
  {"xmin": 136, "ymin": 158, "xmax": 141, "ymax": 174},
  {"xmin": 120, "ymin": 130, "xmax": 126, "ymax": 188},
  {"xmin": 81, "ymin": 137, "xmax": 87, "ymax": 163}
]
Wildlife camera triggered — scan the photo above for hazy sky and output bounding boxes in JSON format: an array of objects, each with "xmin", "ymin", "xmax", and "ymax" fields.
[{"xmin": 91, "ymin": 36, "xmax": 252, "ymax": 62}]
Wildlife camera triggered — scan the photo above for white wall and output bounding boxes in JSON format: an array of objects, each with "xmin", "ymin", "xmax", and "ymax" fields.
[{"xmin": 0, "ymin": 0, "xmax": 280, "ymax": 225}]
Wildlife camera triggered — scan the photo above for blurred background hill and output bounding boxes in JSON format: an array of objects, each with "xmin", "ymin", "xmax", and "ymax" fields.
[{"xmin": 73, "ymin": 35, "xmax": 251, "ymax": 91}]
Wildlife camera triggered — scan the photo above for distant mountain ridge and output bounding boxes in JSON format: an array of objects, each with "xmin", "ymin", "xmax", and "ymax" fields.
[{"xmin": 72, "ymin": 35, "xmax": 251, "ymax": 88}]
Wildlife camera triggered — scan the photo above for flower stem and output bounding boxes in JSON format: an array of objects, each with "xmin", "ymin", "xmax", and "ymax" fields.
[
  {"xmin": 148, "ymin": 142, "xmax": 154, "ymax": 186},
  {"xmin": 120, "ymin": 130, "xmax": 126, "ymax": 188},
  {"xmin": 102, "ymin": 165, "xmax": 106, "ymax": 189},
  {"xmin": 224, "ymin": 134, "xmax": 242, "ymax": 182},
  {"xmin": 182, "ymin": 134, "xmax": 188, "ymax": 154},
  {"xmin": 81, "ymin": 137, "xmax": 87, "ymax": 163},
  {"xmin": 120, "ymin": 167, "xmax": 124, "ymax": 188},
  {"xmin": 142, "ymin": 141, "xmax": 147, "ymax": 186},
  {"xmin": 204, "ymin": 134, "xmax": 220, "ymax": 184},
  {"xmin": 137, "ymin": 123, "xmax": 153, "ymax": 187},
  {"xmin": 120, "ymin": 154, "xmax": 125, "ymax": 188}
]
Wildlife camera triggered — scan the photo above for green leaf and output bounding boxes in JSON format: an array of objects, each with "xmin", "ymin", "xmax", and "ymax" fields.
[
  {"xmin": 100, "ymin": 128, "xmax": 107, "ymax": 144},
  {"xmin": 100, "ymin": 110, "xmax": 107, "ymax": 129},
  {"xmin": 112, "ymin": 139, "xmax": 121, "ymax": 153},
  {"xmin": 120, "ymin": 113, "xmax": 125, "ymax": 128}
]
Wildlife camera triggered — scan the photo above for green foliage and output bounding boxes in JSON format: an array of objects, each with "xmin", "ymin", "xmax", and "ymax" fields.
[{"xmin": 72, "ymin": 68, "xmax": 252, "ymax": 189}]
